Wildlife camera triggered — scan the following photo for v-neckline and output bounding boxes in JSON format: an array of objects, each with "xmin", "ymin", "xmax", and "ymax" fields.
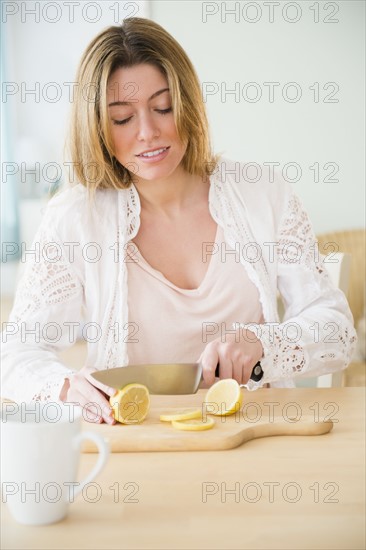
[{"xmin": 129, "ymin": 224, "xmax": 220, "ymax": 293}]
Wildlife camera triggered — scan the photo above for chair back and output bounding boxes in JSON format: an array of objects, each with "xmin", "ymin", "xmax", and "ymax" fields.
[
  {"xmin": 295, "ymin": 251, "xmax": 352, "ymax": 388},
  {"xmin": 317, "ymin": 229, "xmax": 365, "ymax": 325}
]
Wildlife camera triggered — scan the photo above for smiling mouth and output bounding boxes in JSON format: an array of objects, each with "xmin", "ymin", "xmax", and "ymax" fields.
[{"xmin": 136, "ymin": 147, "xmax": 170, "ymax": 158}]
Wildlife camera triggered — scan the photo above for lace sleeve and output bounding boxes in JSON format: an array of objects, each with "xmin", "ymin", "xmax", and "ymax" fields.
[
  {"xmin": 257, "ymin": 193, "xmax": 357, "ymax": 383},
  {"xmin": 1, "ymin": 222, "xmax": 84, "ymax": 403}
]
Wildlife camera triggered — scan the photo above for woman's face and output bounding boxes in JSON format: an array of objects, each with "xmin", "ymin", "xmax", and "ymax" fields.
[{"xmin": 106, "ymin": 63, "xmax": 187, "ymax": 183}]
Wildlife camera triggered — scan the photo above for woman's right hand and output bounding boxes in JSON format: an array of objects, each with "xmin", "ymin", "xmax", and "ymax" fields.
[{"xmin": 59, "ymin": 366, "xmax": 117, "ymax": 424}]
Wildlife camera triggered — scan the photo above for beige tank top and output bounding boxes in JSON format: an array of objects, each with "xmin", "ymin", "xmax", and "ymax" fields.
[{"xmin": 126, "ymin": 224, "xmax": 264, "ymax": 364}]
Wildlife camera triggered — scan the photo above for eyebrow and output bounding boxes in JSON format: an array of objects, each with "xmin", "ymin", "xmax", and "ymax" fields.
[{"xmin": 108, "ymin": 87, "xmax": 170, "ymax": 107}]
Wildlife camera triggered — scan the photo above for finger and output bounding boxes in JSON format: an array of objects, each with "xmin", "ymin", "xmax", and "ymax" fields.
[
  {"xmin": 82, "ymin": 404, "xmax": 104, "ymax": 424},
  {"xmin": 71, "ymin": 377, "xmax": 115, "ymax": 424},
  {"xmin": 83, "ymin": 369, "xmax": 117, "ymax": 397},
  {"xmin": 83, "ymin": 401, "xmax": 115, "ymax": 425},
  {"xmin": 200, "ymin": 344, "xmax": 219, "ymax": 386},
  {"xmin": 241, "ymin": 359, "xmax": 255, "ymax": 385},
  {"xmin": 217, "ymin": 353, "xmax": 233, "ymax": 379},
  {"xmin": 232, "ymin": 359, "xmax": 244, "ymax": 385},
  {"xmin": 85, "ymin": 394, "xmax": 116, "ymax": 425},
  {"xmin": 66, "ymin": 389, "xmax": 103, "ymax": 423}
]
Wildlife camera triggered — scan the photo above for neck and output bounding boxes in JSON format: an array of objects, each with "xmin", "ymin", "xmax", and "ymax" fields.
[{"xmin": 133, "ymin": 165, "xmax": 210, "ymax": 217}]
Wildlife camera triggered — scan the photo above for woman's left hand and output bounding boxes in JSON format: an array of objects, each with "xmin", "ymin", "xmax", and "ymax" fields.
[{"xmin": 199, "ymin": 329, "xmax": 264, "ymax": 386}]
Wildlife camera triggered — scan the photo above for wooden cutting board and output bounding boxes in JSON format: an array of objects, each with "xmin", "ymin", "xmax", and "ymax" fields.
[{"xmin": 81, "ymin": 399, "xmax": 333, "ymax": 453}]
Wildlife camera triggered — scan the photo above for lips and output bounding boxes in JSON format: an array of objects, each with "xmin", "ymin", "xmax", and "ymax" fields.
[{"xmin": 136, "ymin": 147, "xmax": 170, "ymax": 158}]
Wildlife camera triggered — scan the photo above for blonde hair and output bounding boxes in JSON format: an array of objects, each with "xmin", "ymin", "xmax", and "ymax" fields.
[{"xmin": 67, "ymin": 17, "xmax": 218, "ymax": 191}]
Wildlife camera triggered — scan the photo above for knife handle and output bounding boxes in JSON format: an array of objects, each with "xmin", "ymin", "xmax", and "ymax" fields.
[{"xmin": 215, "ymin": 361, "xmax": 263, "ymax": 382}]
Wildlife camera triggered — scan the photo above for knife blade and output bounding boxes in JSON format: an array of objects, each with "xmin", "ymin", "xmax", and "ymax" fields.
[{"xmin": 90, "ymin": 362, "xmax": 263, "ymax": 395}]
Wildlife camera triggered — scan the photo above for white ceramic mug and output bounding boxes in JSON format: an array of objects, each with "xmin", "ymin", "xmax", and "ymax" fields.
[{"xmin": 0, "ymin": 401, "xmax": 109, "ymax": 525}]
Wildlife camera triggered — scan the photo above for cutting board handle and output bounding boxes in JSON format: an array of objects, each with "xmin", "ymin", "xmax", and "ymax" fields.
[{"xmin": 225, "ymin": 419, "xmax": 334, "ymax": 450}]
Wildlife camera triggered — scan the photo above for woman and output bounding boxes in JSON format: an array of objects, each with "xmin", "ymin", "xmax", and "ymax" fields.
[{"xmin": 1, "ymin": 18, "xmax": 356, "ymax": 424}]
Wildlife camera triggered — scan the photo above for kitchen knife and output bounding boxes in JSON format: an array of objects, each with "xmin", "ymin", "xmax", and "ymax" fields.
[{"xmin": 90, "ymin": 361, "xmax": 263, "ymax": 395}]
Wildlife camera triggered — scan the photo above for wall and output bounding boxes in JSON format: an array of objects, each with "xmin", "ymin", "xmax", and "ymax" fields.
[
  {"xmin": 150, "ymin": 0, "xmax": 365, "ymax": 234},
  {"xmin": 4, "ymin": 1, "xmax": 148, "ymax": 169},
  {"xmin": 1, "ymin": 0, "xmax": 149, "ymax": 295}
]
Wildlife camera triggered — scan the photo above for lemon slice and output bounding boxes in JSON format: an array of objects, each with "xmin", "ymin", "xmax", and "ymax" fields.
[
  {"xmin": 203, "ymin": 379, "xmax": 243, "ymax": 416},
  {"xmin": 109, "ymin": 383, "xmax": 150, "ymax": 424},
  {"xmin": 171, "ymin": 417, "xmax": 215, "ymax": 431},
  {"xmin": 160, "ymin": 408, "xmax": 202, "ymax": 422}
]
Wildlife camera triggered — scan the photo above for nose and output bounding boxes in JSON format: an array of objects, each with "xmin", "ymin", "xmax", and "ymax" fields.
[{"xmin": 137, "ymin": 112, "xmax": 160, "ymax": 142}]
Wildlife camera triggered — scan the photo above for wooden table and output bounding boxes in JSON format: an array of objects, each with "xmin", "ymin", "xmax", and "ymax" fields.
[{"xmin": 1, "ymin": 388, "xmax": 365, "ymax": 550}]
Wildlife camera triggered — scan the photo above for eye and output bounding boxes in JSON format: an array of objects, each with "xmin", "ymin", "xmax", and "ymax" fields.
[
  {"xmin": 156, "ymin": 108, "xmax": 172, "ymax": 115},
  {"xmin": 111, "ymin": 107, "xmax": 172, "ymax": 126},
  {"xmin": 113, "ymin": 116, "xmax": 132, "ymax": 126}
]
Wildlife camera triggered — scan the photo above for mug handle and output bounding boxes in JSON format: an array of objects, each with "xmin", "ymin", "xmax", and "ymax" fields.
[{"xmin": 72, "ymin": 432, "xmax": 109, "ymax": 500}]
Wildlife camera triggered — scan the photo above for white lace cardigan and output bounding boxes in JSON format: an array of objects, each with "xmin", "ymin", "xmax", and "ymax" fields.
[{"xmin": 1, "ymin": 157, "xmax": 357, "ymax": 402}]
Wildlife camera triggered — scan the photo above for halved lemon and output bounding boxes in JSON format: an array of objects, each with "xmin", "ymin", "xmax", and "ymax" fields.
[
  {"xmin": 171, "ymin": 417, "xmax": 215, "ymax": 431},
  {"xmin": 203, "ymin": 379, "xmax": 243, "ymax": 416},
  {"xmin": 109, "ymin": 383, "xmax": 150, "ymax": 424},
  {"xmin": 160, "ymin": 408, "xmax": 202, "ymax": 422}
]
